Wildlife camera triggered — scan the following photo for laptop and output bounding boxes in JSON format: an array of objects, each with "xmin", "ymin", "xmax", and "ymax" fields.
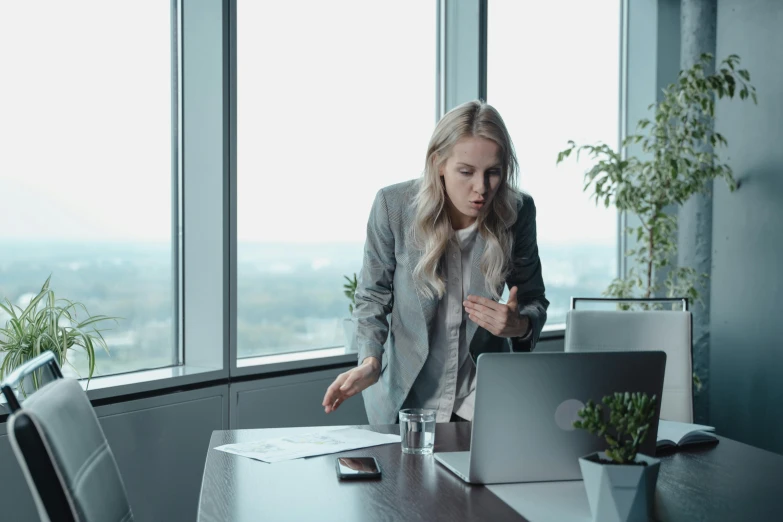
[{"xmin": 434, "ymin": 351, "xmax": 666, "ymax": 484}]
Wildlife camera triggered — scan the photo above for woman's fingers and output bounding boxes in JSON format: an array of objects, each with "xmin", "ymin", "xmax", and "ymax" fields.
[
  {"xmin": 464, "ymin": 301, "xmax": 504, "ymax": 323},
  {"xmin": 465, "ymin": 295, "xmax": 503, "ymax": 312},
  {"xmin": 507, "ymin": 286, "xmax": 519, "ymax": 311},
  {"xmin": 466, "ymin": 307, "xmax": 501, "ymax": 330},
  {"xmin": 467, "ymin": 312, "xmax": 498, "ymax": 335},
  {"xmin": 323, "ymin": 380, "xmax": 342, "ymax": 405},
  {"xmin": 323, "ymin": 373, "xmax": 349, "ymax": 407},
  {"xmin": 324, "ymin": 360, "xmax": 383, "ymax": 413},
  {"xmin": 339, "ymin": 381, "xmax": 357, "ymax": 399},
  {"xmin": 463, "ymin": 298, "xmax": 501, "ymax": 315},
  {"xmin": 340, "ymin": 374, "xmax": 356, "ymax": 391},
  {"xmin": 341, "ymin": 369, "xmax": 374, "ymax": 397},
  {"xmin": 324, "ymin": 367, "xmax": 373, "ymax": 413},
  {"xmin": 327, "ymin": 397, "xmax": 342, "ymax": 413},
  {"xmin": 324, "ymin": 394, "xmax": 338, "ymax": 413}
]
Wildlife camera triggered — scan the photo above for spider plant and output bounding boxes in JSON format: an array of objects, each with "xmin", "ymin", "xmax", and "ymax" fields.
[{"xmin": 0, "ymin": 276, "xmax": 118, "ymax": 390}]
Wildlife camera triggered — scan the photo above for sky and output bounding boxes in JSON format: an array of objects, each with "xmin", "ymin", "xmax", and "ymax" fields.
[
  {"xmin": 488, "ymin": 0, "xmax": 619, "ymax": 247},
  {"xmin": 1, "ymin": 0, "xmax": 619, "ymax": 248},
  {"xmin": 0, "ymin": 1, "xmax": 172, "ymax": 242}
]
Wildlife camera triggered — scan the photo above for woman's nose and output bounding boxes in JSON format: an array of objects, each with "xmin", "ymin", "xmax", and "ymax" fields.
[{"xmin": 474, "ymin": 176, "xmax": 487, "ymax": 194}]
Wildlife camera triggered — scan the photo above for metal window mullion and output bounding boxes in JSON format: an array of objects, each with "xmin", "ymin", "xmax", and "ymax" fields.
[
  {"xmin": 436, "ymin": 0, "xmax": 447, "ymax": 119},
  {"xmin": 618, "ymin": 0, "xmax": 629, "ymax": 280},
  {"xmin": 478, "ymin": 0, "xmax": 487, "ymax": 101},
  {"xmin": 180, "ymin": 0, "xmax": 229, "ymax": 374},
  {"xmin": 227, "ymin": 0, "xmax": 237, "ymax": 375},
  {"xmin": 441, "ymin": 0, "xmax": 483, "ymax": 113},
  {"xmin": 173, "ymin": 0, "xmax": 185, "ymax": 366}
]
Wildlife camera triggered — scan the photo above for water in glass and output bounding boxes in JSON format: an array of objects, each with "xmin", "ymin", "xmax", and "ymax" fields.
[{"xmin": 399, "ymin": 408, "xmax": 436, "ymax": 455}]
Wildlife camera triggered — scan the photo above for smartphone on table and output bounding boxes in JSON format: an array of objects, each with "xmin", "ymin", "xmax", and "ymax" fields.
[{"xmin": 335, "ymin": 456, "xmax": 382, "ymax": 480}]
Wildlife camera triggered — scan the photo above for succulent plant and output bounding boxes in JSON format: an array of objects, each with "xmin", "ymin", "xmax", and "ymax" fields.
[{"xmin": 574, "ymin": 392, "xmax": 658, "ymax": 464}]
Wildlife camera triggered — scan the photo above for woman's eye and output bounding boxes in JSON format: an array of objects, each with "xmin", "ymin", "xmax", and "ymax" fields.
[
  {"xmin": 488, "ymin": 170, "xmax": 501, "ymax": 177},
  {"xmin": 460, "ymin": 170, "xmax": 472, "ymax": 176}
]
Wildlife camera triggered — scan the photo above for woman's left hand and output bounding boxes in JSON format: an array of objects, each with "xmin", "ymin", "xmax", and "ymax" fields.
[{"xmin": 464, "ymin": 286, "xmax": 530, "ymax": 338}]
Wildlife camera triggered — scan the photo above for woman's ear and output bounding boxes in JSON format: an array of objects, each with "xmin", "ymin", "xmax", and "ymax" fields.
[{"xmin": 433, "ymin": 153, "xmax": 444, "ymax": 177}]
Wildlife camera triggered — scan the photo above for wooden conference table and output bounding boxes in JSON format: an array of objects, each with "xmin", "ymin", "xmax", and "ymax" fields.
[{"xmin": 197, "ymin": 422, "xmax": 783, "ymax": 522}]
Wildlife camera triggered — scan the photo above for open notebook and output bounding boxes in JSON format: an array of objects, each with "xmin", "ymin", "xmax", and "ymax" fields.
[{"xmin": 656, "ymin": 420, "xmax": 718, "ymax": 450}]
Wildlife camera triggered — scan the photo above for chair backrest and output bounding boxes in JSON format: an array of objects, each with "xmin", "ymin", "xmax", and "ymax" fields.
[
  {"xmin": 1, "ymin": 352, "xmax": 134, "ymax": 522},
  {"xmin": 570, "ymin": 296, "xmax": 689, "ymax": 312},
  {"xmin": 565, "ymin": 306, "xmax": 694, "ymax": 423}
]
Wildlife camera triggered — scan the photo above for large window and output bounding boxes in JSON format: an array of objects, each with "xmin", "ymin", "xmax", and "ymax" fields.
[
  {"xmin": 488, "ymin": 0, "xmax": 620, "ymax": 325},
  {"xmin": 237, "ymin": 1, "xmax": 436, "ymax": 358},
  {"xmin": 0, "ymin": 1, "xmax": 177, "ymax": 377}
]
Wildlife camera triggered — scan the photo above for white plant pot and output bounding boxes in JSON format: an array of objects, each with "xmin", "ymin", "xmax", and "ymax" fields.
[
  {"xmin": 579, "ymin": 451, "xmax": 660, "ymax": 522},
  {"xmin": 342, "ymin": 317, "xmax": 357, "ymax": 352}
]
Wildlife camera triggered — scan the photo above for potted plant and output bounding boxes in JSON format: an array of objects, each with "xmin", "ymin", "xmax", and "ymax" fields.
[
  {"xmin": 0, "ymin": 276, "xmax": 117, "ymax": 392},
  {"xmin": 573, "ymin": 392, "xmax": 659, "ymax": 522},
  {"xmin": 556, "ymin": 53, "xmax": 756, "ymax": 305},
  {"xmin": 341, "ymin": 273, "xmax": 358, "ymax": 352}
]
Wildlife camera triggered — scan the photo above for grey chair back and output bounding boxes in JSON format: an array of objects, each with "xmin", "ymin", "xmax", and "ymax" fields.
[
  {"xmin": 565, "ymin": 298, "xmax": 694, "ymax": 423},
  {"xmin": 1, "ymin": 352, "xmax": 134, "ymax": 522}
]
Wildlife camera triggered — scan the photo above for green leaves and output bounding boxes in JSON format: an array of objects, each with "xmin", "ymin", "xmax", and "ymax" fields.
[
  {"xmin": 574, "ymin": 393, "xmax": 658, "ymax": 464},
  {"xmin": 343, "ymin": 273, "xmax": 359, "ymax": 315},
  {"xmin": 556, "ymin": 53, "xmax": 757, "ymax": 303},
  {"xmin": 555, "ymin": 142, "xmax": 575, "ymax": 164},
  {"xmin": 0, "ymin": 277, "xmax": 119, "ymax": 390}
]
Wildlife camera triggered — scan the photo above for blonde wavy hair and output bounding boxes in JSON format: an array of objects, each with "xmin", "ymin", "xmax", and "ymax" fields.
[{"xmin": 412, "ymin": 100, "xmax": 520, "ymax": 300}]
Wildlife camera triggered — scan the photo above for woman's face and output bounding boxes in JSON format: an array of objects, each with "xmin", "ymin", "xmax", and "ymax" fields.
[{"xmin": 439, "ymin": 136, "xmax": 503, "ymax": 229}]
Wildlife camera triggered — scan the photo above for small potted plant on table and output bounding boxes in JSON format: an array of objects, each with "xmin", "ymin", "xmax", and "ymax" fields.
[{"xmin": 574, "ymin": 392, "xmax": 659, "ymax": 522}]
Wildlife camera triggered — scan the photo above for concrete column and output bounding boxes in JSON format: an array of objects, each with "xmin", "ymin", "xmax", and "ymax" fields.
[{"xmin": 678, "ymin": 0, "xmax": 717, "ymax": 423}]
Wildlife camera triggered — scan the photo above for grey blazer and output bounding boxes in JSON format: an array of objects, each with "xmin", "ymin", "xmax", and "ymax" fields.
[{"xmin": 355, "ymin": 179, "xmax": 549, "ymax": 425}]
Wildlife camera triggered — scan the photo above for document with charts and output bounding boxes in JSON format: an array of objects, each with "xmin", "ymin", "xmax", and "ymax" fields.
[{"xmin": 215, "ymin": 427, "xmax": 401, "ymax": 463}]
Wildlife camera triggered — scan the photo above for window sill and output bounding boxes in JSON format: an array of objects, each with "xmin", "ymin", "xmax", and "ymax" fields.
[
  {"xmin": 233, "ymin": 324, "xmax": 566, "ymax": 377},
  {"xmin": 1, "ymin": 349, "xmax": 358, "ymax": 417},
  {"xmin": 81, "ymin": 364, "xmax": 226, "ymax": 402},
  {"xmin": 234, "ymin": 346, "xmax": 359, "ymax": 377},
  {"xmin": 2, "ymin": 327, "xmax": 566, "ymax": 419},
  {"xmin": 1, "ymin": 364, "xmax": 226, "ymax": 417},
  {"xmin": 540, "ymin": 324, "xmax": 566, "ymax": 339}
]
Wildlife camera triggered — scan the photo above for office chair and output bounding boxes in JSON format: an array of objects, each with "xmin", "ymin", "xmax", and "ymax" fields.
[
  {"xmin": 1, "ymin": 352, "xmax": 134, "ymax": 522},
  {"xmin": 564, "ymin": 297, "xmax": 694, "ymax": 423}
]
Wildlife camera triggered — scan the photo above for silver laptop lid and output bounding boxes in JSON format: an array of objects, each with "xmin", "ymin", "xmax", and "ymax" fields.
[{"xmin": 468, "ymin": 351, "xmax": 666, "ymax": 484}]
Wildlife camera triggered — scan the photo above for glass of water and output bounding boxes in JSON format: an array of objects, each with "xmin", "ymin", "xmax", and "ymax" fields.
[{"xmin": 399, "ymin": 408, "xmax": 437, "ymax": 455}]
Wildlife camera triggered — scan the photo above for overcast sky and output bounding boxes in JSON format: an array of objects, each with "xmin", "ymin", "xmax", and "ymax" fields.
[{"xmin": 1, "ymin": 0, "xmax": 618, "ymax": 248}]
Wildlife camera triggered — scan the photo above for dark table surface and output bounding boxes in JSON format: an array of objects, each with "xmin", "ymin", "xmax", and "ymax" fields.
[{"xmin": 197, "ymin": 423, "xmax": 783, "ymax": 522}]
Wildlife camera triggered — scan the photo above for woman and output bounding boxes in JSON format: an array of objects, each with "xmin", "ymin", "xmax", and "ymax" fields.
[{"xmin": 322, "ymin": 100, "xmax": 549, "ymax": 424}]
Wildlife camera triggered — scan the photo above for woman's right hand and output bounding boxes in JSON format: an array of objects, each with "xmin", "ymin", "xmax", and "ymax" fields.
[{"xmin": 322, "ymin": 357, "xmax": 381, "ymax": 413}]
